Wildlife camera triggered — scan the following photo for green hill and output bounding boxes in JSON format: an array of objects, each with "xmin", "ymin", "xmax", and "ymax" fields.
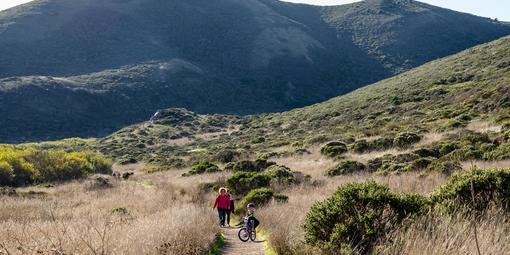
[
  {"xmin": 1, "ymin": 0, "xmax": 509, "ymax": 142},
  {"xmin": 95, "ymin": 35, "xmax": 510, "ymax": 165}
]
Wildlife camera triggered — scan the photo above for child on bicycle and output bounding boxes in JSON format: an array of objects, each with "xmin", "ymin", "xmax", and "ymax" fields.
[{"xmin": 246, "ymin": 203, "xmax": 260, "ymax": 230}]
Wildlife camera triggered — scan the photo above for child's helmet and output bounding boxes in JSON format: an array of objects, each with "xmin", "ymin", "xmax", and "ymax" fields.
[{"xmin": 247, "ymin": 203, "xmax": 255, "ymax": 208}]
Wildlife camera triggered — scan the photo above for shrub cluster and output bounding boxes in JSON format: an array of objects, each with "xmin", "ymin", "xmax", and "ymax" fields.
[
  {"xmin": 320, "ymin": 141, "xmax": 347, "ymax": 157},
  {"xmin": 183, "ymin": 161, "xmax": 220, "ymax": 176},
  {"xmin": 393, "ymin": 132, "xmax": 422, "ymax": 149},
  {"xmin": 235, "ymin": 187, "xmax": 288, "ymax": 214},
  {"xmin": 305, "ymin": 168, "xmax": 510, "ymax": 254},
  {"xmin": 227, "ymin": 172, "xmax": 271, "ymax": 195},
  {"xmin": 0, "ymin": 146, "xmax": 112, "ymax": 186},
  {"xmin": 304, "ymin": 182, "xmax": 426, "ymax": 254},
  {"xmin": 229, "ymin": 159, "xmax": 275, "ymax": 172},
  {"xmin": 326, "ymin": 160, "xmax": 366, "ymax": 176},
  {"xmin": 350, "ymin": 137, "xmax": 394, "ymax": 153}
]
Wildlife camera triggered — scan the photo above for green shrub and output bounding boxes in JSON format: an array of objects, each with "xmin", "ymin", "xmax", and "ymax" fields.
[
  {"xmin": 111, "ymin": 207, "xmax": 129, "ymax": 215},
  {"xmin": 185, "ymin": 161, "xmax": 220, "ymax": 176},
  {"xmin": 232, "ymin": 159, "xmax": 275, "ymax": 172},
  {"xmin": 393, "ymin": 132, "xmax": 422, "ymax": 149},
  {"xmin": 413, "ymin": 148, "xmax": 440, "ymax": 158},
  {"xmin": 350, "ymin": 139, "xmax": 370, "ymax": 153},
  {"xmin": 264, "ymin": 165, "xmax": 295, "ymax": 184},
  {"xmin": 405, "ymin": 157, "xmax": 435, "ymax": 171},
  {"xmin": 320, "ymin": 141, "xmax": 348, "ymax": 157},
  {"xmin": 304, "ymin": 182, "xmax": 427, "ymax": 254},
  {"xmin": 213, "ymin": 149, "xmax": 240, "ymax": 163},
  {"xmin": 235, "ymin": 187, "xmax": 274, "ymax": 214},
  {"xmin": 430, "ymin": 168, "xmax": 510, "ymax": 211},
  {"xmin": 326, "ymin": 160, "xmax": 366, "ymax": 176},
  {"xmin": 0, "ymin": 146, "xmax": 112, "ymax": 186},
  {"xmin": 274, "ymin": 193, "xmax": 289, "ymax": 203},
  {"xmin": 227, "ymin": 172, "xmax": 271, "ymax": 195},
  {"xmin": 484, "ymin": 143, "xmax": 510, "ymax": 160},
  {"xmin": 427, "ymin": 160, "xmax": 462, "ymax": 174},
  {"xmin": 351, "ymin": 138, "xmax": 394, "ymax": 154}
]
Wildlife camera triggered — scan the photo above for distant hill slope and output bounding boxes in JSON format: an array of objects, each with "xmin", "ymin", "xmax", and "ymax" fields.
[
  {"xmin": 95, "ymin": 35, "xmax": 510, "ymax": 163},
  {"xmin": 1, "ymin": 0, "xmax": 509, "ymax": 142}
]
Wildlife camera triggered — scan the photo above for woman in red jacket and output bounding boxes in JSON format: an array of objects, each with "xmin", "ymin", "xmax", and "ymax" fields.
[{"xmin": 213, "ymin": 187, "xmax": 230, "ymax": 227}]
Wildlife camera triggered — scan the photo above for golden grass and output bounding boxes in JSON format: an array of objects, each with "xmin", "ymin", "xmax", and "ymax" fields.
[
  {"xmin": 257, "ymin": 171, "xmax": 447, "ymax": 255},
  {"xmin": 377, "ymin": 209, "xmax": 510, "ymax": 254},
  {"xmin": 467, "ymin": 120, "xmax": 502, "ymax": 133},
  {"xmin": 0, "ymin": 175, "xmax": 219, "ymax": 255}
]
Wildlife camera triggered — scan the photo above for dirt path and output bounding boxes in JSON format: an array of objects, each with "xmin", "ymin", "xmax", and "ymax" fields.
[{"xmin": 220, "ymin": 225, "xmax": 266, "ymax": 255}]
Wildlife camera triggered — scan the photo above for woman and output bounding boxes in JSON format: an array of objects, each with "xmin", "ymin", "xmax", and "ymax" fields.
[
  {"xmin": 213, "ymin": 187, "xmax": 230, "ymax": 227},
  {"xmin": 226, "ymin": 190, "xmax": 235, "ymax": 227}
]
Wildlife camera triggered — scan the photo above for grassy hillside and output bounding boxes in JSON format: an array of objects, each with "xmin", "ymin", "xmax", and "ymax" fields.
[
  {"xmin": 96, "ymin": 35, "xmax": 510, "ymax": 167},
  {"xmin": 1, "ymin": 0, "xmax": 509, "ymax": 142}
]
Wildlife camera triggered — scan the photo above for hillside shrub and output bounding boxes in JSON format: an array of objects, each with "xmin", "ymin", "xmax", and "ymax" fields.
[
  {"xmin": 430, "ymin": 168, "xmax": 510, "ymax": 211},
  {"xmin": 484, "ymin": 143, "xmax": 510, "ymax": 160},
  {"xmin": 184, "ymin": 161, "xmax": 220, "ymax": 176},
  {"xmin": 264, "ymin": 165, "xmax": 295, "ymax": 184},
  {"xmin": 235, "ymin": 188, "xmax": 274, "ymax": 214},
  {"xmin": 320, "ymin": 141, "xmax": 348, "ymax": 157},
  {"xmin": 227, "ymin": 172, "xmax": 271, "ymax": 195},
  {"xmin": 427, "ymin": 160, "xmax": 462, "ymax": 174},
  {"xmin": 326, "ymin": 160, "xmax": 366, "ymax": 176},
  {"xmin": 351, "ymin": 138, "xmax": 394, "ymax": 154},
  {"xmin": 393, "ymin": 132, "xmax": 422, "ymax": 149},
  {"xmin": 232, "ymin": 159, "xmax": 275, "ymax": 172},
  {"xmin": 0, "ymin": 146, "xmax": 112, "ymax": 186},
  {"xmin": 304, "ymin": 182, "xmax": 427, "ymax": 254}
]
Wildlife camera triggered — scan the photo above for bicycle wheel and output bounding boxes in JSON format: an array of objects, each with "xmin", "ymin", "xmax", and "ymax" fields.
[
  {"xmin": 249, "ymin": 229, "xmax": 257, "ymax": 241},
  {"xmin": 238, "ymin": 228, "xmax": 250, "ymax": 242}
]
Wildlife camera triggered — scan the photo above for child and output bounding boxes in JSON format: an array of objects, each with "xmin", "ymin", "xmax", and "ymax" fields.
[
  {"xmin": 226, "ymin": 189, "xmax": 235, "ymax": 227},
  {"xmin": 213, "ymin": 187, "xmax": 230, "ymax": 227},
  {"xmin": 246, "ymin": 203, "xmax": 260, "ymax": 230}
]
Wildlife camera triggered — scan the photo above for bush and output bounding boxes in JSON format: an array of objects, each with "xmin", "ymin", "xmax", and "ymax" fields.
[
  {"xmin": 430, "ymin": 168, "xmax": 510, "ymax": 211},
  {"xmin": 227, "ymin": 172, "xmax": 271, "ymax": 195},
  {"xmin": 326, "ymin": 160, "xmax": 366, "ymax": 176},
  {"xmin": 0, "ymin": 146, "xmax": 112, "ymax": 186},
  {"xmin": 350, "ymin": 138, "xmax": 394, "ymax": 154},
  {"xmin": 235, "ymin": 188, "xmax": 274, "ymax": 214},
  {"xmin": 273, "ymin": 193, "xmax": 289, "ymax": 203},
  {"xmin": 484, "ymin": 143, "xmax": 510, "ymax": 160},
  {"xmin": 185, "ymin": 161, "xmax": 220, "ymax": 176},
  {"xmin": 405, "ymin": 157, "xmax": 434, "ymax": 171},
  {"xmin": 304, "ymin": 182, "xmax": 427, "ymax": 254},
  {"xmin": 264, "ymin": 165, "xmax": 295, "ymax": 184},
  {"xmin": 427, "ymin": 160, "xmax": 462, "ymax": 174},
  {"xmin": 413, "ymin": 148, "xmax": 440, "ymax": 158},
  {"xmin": 320, "ymin": 141, "xmax": 348, "ymax": 157},
  {"xmin": 393, "ymin": 132, "xmax": 422, "ymax": 149},
  {"xmin": 213, "ymin": 149, "xmax": 240, "ymax": 163},
  {"xmin": 232, "ymin": 159, "xmax": 275, "ymax": 172}
]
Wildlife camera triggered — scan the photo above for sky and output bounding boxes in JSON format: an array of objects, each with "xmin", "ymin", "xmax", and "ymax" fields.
[{"xmin": 0, "ymin": 0, "xmax": 509, "ymax": 21}]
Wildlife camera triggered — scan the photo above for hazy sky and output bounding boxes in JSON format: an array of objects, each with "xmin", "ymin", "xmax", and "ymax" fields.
[{"xmin": 1, "ymin": 0, "xmax": 509, "ymax": 21}]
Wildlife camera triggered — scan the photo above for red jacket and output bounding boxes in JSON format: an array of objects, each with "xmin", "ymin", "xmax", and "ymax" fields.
[{"xmin": 214, "ymin": 194, "xmax": 230, "ymax": 209}]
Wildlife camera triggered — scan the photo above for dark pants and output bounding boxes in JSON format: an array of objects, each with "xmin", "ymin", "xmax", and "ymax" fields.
[
  {"xmin": 226, "ymin": 209, "xmax": 232, "ymax": 225},
  {"xmin": 217, "ymin": 208, "xmax": 227, "ymax": 226}
]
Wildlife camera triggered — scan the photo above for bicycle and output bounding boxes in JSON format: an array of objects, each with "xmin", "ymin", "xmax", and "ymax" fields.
[{"xmin": 238, "ymin": 216, "xmax": 256, "ymax": 242}]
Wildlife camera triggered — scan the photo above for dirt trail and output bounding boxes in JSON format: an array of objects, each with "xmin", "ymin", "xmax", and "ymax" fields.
[{"xmin": 220, "ymin": 225, "xmax": 266, "ymax": 255}]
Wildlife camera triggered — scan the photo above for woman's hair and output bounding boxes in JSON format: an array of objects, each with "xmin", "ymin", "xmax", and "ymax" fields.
[{"xmin": 219, "ymin": 187, "xmax": 227, "ymax": 194}]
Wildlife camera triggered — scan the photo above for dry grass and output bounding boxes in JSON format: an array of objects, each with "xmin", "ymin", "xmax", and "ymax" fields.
[
  {"xmin": 462, "ymin": 160, "xmax": 510, "ymax": 170},
  {"xmin": 273, "ymin": 147, "xmax": 335, "ymax": 179},
  {"xmin": 467, "ymin": 120, "xmax": 502, "ymax": 133},
  {"xmin": 257, "ymin": 171, "xmax": 447, "ymax": 255},
  {"xmin": 0, "ymin": 175, "xmax": 219, "ymax": 255},
  {"xmin": 377, "ymin": 209, "xmax": 510, "ymax": 254}
]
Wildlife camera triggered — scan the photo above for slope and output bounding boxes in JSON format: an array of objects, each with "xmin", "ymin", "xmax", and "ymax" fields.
[
  {"xmin": 95, "ymin": 35, "xmax": 510, "ymax": 164},
  {"xmin": 1, "ymin": 0, "xmax": 509, "ymax": 142}
]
